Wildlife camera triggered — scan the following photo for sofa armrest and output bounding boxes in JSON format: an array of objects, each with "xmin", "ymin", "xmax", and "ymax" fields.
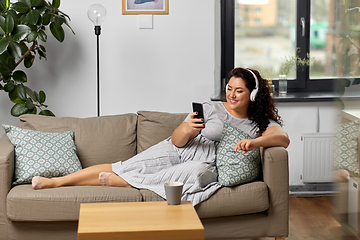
[
  {"xmin": 0, "ymin": 134, "xmax": 14, "ymax": 234},
  {"xmin": 0, "ymin": 134, "xmax": 14, "ymax": 197},
  {"xmin": 261, "ymin": 146, "xmax": 289, "ymax": 237}
]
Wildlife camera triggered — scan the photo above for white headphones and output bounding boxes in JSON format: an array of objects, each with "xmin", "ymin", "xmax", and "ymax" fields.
[{"xmin": 226, "ymin": 68, "xmax": 259, "ymax": 102}]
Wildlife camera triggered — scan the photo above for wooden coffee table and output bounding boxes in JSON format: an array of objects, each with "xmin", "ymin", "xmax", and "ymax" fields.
[{"xmin": 77, "ymin": 201, "xmax": 204, "ymax": 240}]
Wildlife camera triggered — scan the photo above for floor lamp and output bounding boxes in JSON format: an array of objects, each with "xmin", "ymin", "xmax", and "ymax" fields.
[{"xmin": 87, "ymin": 4, "xmax": 107, "ymax": 117}]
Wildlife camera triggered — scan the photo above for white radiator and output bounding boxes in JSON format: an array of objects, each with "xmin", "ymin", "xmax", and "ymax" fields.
[{"xmin": 302, "ymin": 133, "xmax": 336, "ymax": 183}]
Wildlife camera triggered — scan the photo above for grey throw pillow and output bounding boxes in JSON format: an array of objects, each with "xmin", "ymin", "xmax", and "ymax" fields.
[
  {"xmin": 216, "ymin": 122, "xmax": 261, "ymax": 186},
  {"xmin": 3, "ymin": 125, "xmax": 82, "ymax": 185}
]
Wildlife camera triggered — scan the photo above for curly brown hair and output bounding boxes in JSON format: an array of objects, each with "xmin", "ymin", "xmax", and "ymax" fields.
[{"xmin": 227, "ymin": 67, "xmax": 283, "ymax": 135}]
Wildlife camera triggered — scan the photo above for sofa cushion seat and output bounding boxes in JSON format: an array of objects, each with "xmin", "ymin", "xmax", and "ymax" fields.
[
  {"xmin": 7, "ymin": 185, "xmax": 142, "ymax": 222},
  {"xmin": 195, "ymin": 181, "xmax": 269, "ymax": 218}
]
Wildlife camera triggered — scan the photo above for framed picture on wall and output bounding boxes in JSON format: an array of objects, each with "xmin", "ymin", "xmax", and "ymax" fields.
[{"xmin": 122, "ymin": 0, "xmax": 169, "ymax": 15}]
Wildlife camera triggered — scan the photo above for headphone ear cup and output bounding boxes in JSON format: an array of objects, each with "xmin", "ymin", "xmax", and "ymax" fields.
[{"xmin": 250, "ymin": 88, "xmax": 258, "ymax": 102}]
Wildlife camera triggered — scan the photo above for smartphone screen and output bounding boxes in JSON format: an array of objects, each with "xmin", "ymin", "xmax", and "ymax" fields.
[{"xmin": 192, "ymin": 102, "xmax": 204, "ymax": 119}]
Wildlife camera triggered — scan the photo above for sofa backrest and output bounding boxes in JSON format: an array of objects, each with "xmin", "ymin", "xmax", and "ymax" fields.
[
  {"xmin": 136, "ymin": 111, "xmax": 188, "ymax": 153},
  {"xmin": 18, "ymin": 111, "xmax": 188, "ymax": 168},
  {"xmin": 19, "ymin": 114, "xmax": 138, "ymax": 168}
]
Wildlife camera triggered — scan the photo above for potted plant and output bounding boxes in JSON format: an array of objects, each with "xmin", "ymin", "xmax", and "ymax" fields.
[
  {"xmin": 0, "ymin": 0, "xmax": 74, "ymax": 117},
  {"xmin": 278, "ymin": 49, "xmax": 313, "ymax": 95}
]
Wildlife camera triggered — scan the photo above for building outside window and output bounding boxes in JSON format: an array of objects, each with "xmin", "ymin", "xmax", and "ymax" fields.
[{"xmin": 221, "ymin": 0, "xmax": 360, "ymax": 94}]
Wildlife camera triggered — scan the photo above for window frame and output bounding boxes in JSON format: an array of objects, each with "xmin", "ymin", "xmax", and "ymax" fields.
[{"xmin": 221, "ymin": 0, "xmax": 341, "ymax": 94}]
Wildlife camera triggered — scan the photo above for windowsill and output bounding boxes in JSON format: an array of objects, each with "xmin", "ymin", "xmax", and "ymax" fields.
[
  {"xmin": 211, "ymin": 91, "xmax": 360, "ymax": 103},
  {"xmin": 274, "ymin": 92, "xmax": 340, "ymax": 102}
]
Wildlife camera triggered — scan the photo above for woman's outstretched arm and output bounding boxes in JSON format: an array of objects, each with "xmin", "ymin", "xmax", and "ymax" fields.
[
  {"xmin": 171, "ymin": 112, "xmax": 205, "ymax": 148},
  {"xmin": 234, "ymin": 126, "xmax": 290, "ymax": 154}
]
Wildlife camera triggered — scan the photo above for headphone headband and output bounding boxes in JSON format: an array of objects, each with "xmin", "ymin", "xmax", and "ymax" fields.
[
  {"xmin": 246, "ymin": 68, "xmax": 259, "ymax": 102},
  {"xmin": 246, "ymin": 68, "xmax": 259, "ymax": 90}
]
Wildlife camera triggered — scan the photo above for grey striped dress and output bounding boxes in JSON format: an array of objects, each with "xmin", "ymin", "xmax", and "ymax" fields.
[{"xmin": 112, "ymin": 101, "xmax": 279, "ymax": 206}]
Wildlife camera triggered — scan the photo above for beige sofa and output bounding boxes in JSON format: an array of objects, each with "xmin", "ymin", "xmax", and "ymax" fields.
[{"xmin": 0, "ymin": 111, "xmax": 289, "ymax": 240}]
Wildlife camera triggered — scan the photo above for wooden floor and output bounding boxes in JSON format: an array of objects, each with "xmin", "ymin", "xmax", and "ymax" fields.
[
  {"xmin": 287, "ymin": 196, "xmax": 343, "ymax": 240},
  {"xmin": 240, "ymin": 196, "xmax": 349, "ymax": 240}
]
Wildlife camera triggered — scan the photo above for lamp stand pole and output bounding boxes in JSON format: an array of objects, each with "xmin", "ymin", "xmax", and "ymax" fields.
[{"xmin": 95, "ymin": 26, "xmax": 101, "ymax": 117}]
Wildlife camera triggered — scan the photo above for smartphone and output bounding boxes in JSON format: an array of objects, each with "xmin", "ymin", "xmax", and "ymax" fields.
[{"xmin": 192, "ymin": 102, "xmax": 204, "ymax": 119}]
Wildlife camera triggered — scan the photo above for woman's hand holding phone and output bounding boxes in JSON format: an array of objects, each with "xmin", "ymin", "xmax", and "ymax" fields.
[
  {"xmin": 188, "ymin": 112, "xmax": 205, "ymax": 132},
  {"xmin": 171, "ymin": 103, "xmax": 204, "ymax": 148}
]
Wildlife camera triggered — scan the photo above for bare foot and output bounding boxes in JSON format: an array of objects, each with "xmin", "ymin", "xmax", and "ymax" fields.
[
  {"xmin": 32, "ymin": 176, "xmax": 42, "ymax": 189},
  {"xmin": 99, "ymin": 172, "xmax": 112, "ymax": 186},
  {"xmin": 334, "ymin": 169, "xmax": 350, "ymax": 182},
  {"xmin": 32, "ymin": 176, "xmax": 55, "ymax": 189}
]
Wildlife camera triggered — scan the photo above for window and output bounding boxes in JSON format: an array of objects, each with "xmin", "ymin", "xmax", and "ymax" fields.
[{"xmin": 221, "ymin": 0, "xmax": 360, "ymax": 94}]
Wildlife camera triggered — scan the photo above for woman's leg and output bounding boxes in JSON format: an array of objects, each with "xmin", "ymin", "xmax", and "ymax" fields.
[{"xmin": 32, "ymin": 164, "xmax": 132, "ymax": 189}]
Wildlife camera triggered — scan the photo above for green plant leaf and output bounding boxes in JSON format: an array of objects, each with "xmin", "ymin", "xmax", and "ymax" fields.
[
  {"xmin": 11, "ymin": 25, "xmax": 31, "ymax": 41},
  {"xmin": 19, "ymin": 0, "xmax": 32, "ymax": 7},
  {"xmin": 19, "ymin": 41, "xmax": 28, "ymax": 55},
  {"xmin": 34, "ymin": 90, "xmax": 39, "ymax": 102},
  {"xmin": 0, "ymin": 37, "xmax": 10, "ymax": 55},
  {"xmin": 4, "ymin": 15, "xmax": 14, "ymax": 34},
  {"xmin": 50, "ymin": 22, "xmax": 64, "ymax": 42},
  {"xmin": 53, "ymin": 15, "xmax": 65, "ymax": 27},
  {"xmin": 13, "ymin": 70, "xmax": 27, "ymax": 83},
  {"xmin": 52, "ymin": 0, "xmax": 60, "ymax": 8},
  {"xmin": 16, "ymin": 84, "xmax": 26, "ymax": 100},
  {"xmin": 11, "ymin": 102, "xmax": 28, "ymax": 117},
  {"xmin": 39, "ymin": 109, "xmax": 55, "ymax": 116},
  {"xmin": 18, "ymin": 15, "xmax": 27, "ymax": 25},
  {"xmin": 26, "ymin": 9, "xmax": 40, "ymax": 25},
  {"xmin": 31, "ymin": 0, "xmax": 43, "ymax": 7},
  {"xmin": 5, "ymin": 0, "xmax": 10, "ymax": 10},
  {"xmin": 27, "ymin": 107, "xmax": 37, "ymax": 114},
  {"xmin": 26, "ymin": 30, "xmax": 38, "ymax": 42},
  {"xmin": 0, "ymin": 51, "xmax": 15, "ymax": 72},
  {"xmin": 0, "ymin": 15, "xmax": 5, "ymax": 33},
  {"xmin": 37, "ymin": 49, "xmax": 46, "ymax": 59},
  {"xmin": 39, "ymin": 44, "xmax": 46, "ymax": 52},
  {"xmin": 36, "ymin": 6, "xmax": 46, "ymax": 14},
  {"xmin": 6, "ymin": 52, "xmax": 15, "ymax": 71},
  {"xmin": 0, "ymin": 83, "xmax": 3, "ymax": 90},
  {"xmin": 24, "ymin": 54, "xmax": 34, "ymax": 68},
  {"xmin": 39, "ymin": 90, "xmax": 45, "ymax": 103},
  {"xmin": 9, "ymin": 86, "xmax": 25, "ymax": 103},
  {"xmin": 24, "ymin": 86, "xmax": 36, "ymax": 101},
  {"xmin": 4, "ymin": 80, "xmax": 14, "ymax": 92},
  {"xmin": 25, "ymin": 98, "xmax": 34, "ymax": 110},
  {"xmin": 8, "ymin": 41, "xmax": 22, "ymax": 58},
  {"xmin": 38, "ymin": 29, "xmax": 47, "ymax": 42},
  {"xmin": 42, "ymin": 12, "xmax": 51, "ymax": 25},
  {"xmin": 64, "ymin": 21, "xmax": 75, "ymax": 35},
  {"xmin": 7, "ymin": 10, "xmax": 19, "ymax": 26},
  {"xmin": 11, "ymin": 2, "xmax": 29, "ymax": 14}
]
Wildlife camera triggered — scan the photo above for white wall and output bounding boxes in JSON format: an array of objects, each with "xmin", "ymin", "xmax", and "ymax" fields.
[
  {"xmin": 277, "ymin": 101, "xmax": 341, "ymax": 185},
  {"xmin": 0, "ymin": 0, "xmax": 219, "ymax": 131},
  {"xmin": 0, "ymin": 0, "xmax": 343, "ymax": 186}
]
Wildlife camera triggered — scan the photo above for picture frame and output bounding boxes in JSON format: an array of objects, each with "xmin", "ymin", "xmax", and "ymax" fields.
[{"xmin": 122, "ymin": 0, "xmax": 169, "ymax": 15}]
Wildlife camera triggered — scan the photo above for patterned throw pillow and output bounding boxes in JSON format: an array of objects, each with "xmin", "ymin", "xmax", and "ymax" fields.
[
  {"xmin": 333, "ymin": 121, "xmax": 359, "ymax": 175},
  {"xmin": 3, "ymin": 125, "xmax": 82, "ymax": 185},
  {"xmin": 216, "ymin": 122, "xmax": 261, "ymax": 186}
]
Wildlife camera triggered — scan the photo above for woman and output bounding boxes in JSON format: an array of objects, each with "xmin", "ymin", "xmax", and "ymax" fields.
[{"xmin": 32, "ymin": 67, "xmax": 289, "ymax": 205}]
